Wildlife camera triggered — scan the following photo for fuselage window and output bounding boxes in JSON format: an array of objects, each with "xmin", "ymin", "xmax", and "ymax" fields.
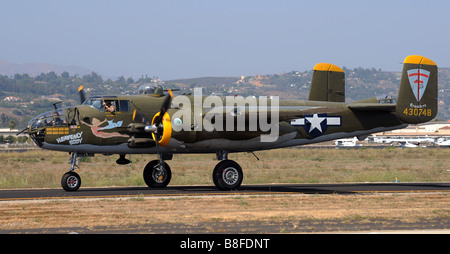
[
  {"xmin": 83, "ymin": 98, "xmax": 129, "ymax": 113},
  {"xmin": 119, "ymin": 100, "xmax": 129, "ymax": 112},
  {"xmin": 103, "ymin": 100, "xmax": 129, "ymax": 112}
]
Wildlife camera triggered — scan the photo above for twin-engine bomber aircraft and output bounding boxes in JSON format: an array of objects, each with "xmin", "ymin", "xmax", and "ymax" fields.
[{"xmin": 25, "ymin": 55, "xmax": 438, "ymax": 191}]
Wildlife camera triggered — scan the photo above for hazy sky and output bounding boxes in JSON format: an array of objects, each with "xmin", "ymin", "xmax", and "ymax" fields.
[{"xmin": 1, "ymin": 0, "xmax": 449, "ymax": 80}]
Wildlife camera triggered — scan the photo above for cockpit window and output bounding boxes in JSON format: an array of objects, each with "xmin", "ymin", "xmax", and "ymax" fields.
[
  {"xmin": 82, "ymin": 97, "xmax": 130, "ymax": 113},
  {"xmin": 82, "ymin": 98, "xmax": 103, "ymax": 111},
  {"xmin": 51, "ymin": 111, "xmax": 67, "ymax": 126},
  {"xmin": 29, "ymin": 109, "xmax": 67, "ymax": 129},
  {"xmin": 103, "ymin": 100, "xmax": 116, "ymax": 113}
]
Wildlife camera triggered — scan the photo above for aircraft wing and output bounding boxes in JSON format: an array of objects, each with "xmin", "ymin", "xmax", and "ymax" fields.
[
  {"xmin": 203, "ymin": 106, "xmax": 344, "ymax": 122},
  {"xmin": 276, "ymin": 106, "xmax": 343, "ymax": 121}
]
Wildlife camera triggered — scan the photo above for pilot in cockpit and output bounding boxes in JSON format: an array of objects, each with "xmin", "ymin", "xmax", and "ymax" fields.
[
  {"xmin": 45, "ymin": 112, "xmax": 66, "ymax": 126},
  {"xmin": 103, "ymin": 100, "xmax": 116, "ymax": 113}
]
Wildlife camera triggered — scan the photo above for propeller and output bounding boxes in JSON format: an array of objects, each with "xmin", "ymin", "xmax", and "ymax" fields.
[
  {"xmin": 132, "ymin": 89, "xmax": 174, "ymax": 147},
  {"xmin": 78, "ymin": 85, "xmax": 87, "ymax": 104}
]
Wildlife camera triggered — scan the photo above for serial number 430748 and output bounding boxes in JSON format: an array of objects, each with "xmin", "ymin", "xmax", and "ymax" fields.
[{"xmin": 403, "ymin": 108, "xmax": 432, "ymax": 116}]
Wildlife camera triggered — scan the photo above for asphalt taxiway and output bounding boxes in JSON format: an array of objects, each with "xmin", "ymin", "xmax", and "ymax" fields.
[{"xmin": 0, "ymin": 182, "xmax": 449, "ymax": 201}]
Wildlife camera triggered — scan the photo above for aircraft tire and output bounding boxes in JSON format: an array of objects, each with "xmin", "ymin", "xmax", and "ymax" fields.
[
  {"xmin": 61, "ymin": 171, "xmax": 81, "ymax": 192},
  {"xmin": 143, "ymin": 160, "xmax": 172, "ymax": 188},
  {"xmin": 212, "ymin": 160, "xmax": 243, "ymax": 190}
]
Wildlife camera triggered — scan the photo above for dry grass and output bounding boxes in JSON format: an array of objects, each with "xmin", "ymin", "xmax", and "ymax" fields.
[{"xmin": 0, "ymin": 147, "xmax": 449, "ymax": 189}]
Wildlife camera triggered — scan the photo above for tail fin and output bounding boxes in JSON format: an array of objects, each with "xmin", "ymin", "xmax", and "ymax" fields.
[
  {"xmin": 396, "ymin": 55, "xmax": 438, "ymax": 124},
  {"xmin": 309, "ymin": 63, "xmax": 345, "ymax": 102}
]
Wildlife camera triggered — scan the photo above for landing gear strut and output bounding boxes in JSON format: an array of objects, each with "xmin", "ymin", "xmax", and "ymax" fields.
[
  {"xmin": 212, "ymin": 151, "xmax": 243, "ymax": 190},
  {"xmin": 61, "ymin": 153, "xmax": 82, "ymax": 192}
]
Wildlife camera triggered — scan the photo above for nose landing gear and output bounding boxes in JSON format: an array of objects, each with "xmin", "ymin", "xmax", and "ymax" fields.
[
  {"xmin": 61, "ymin": 171, "xmax": 81, "ymax": 192},
  {"xmin": 61, "ymin": 153, "xmax": 82, "ymax": 192}
]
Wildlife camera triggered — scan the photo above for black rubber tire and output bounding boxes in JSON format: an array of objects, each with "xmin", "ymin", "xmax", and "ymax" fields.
[
  {"xmin": 61, "ymin": 171, "xmax": 81, "ymax": 192},
  {"xmin": 143, "ymin": 160, "xmax": 172, "ymax": 188},
  {"xmin": 212, "ymin": 160, "xmax": 243, "ymax": 190}
]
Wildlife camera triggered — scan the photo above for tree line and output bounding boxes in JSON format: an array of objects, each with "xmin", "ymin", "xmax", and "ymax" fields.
[{"xmin": 0, "ymin": 71, "xmax": 158, "ymax": 99}]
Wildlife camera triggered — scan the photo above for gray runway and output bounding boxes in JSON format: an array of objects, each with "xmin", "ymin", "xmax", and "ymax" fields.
[{"xmin": 1, "ymin": 182, "xmax": 449, "ymax": 201}]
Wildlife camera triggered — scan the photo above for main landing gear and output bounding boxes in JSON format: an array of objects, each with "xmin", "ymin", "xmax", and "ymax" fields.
[
  {"xmin": 60, "ymin": 151, "xmax": 244, "ymax": 192},
  {"xmin": 143, "ymin": 159, "xmax": 172, "ymax": 188},
  {"xmin": 212, "ymin": 151, "xmax": 243, "ymax": 190},
  {"xmin": 141, "ymin": 151, "xmax": 243, "ymax": 190}
]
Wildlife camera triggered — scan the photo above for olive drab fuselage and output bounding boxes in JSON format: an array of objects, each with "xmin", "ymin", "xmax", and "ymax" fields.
[
  {"xmin": 28, "ymin": 55, "xmax": 437, "ymax": 155},
  {"xmin": 31, "ymin": 93, "xmax": 407, "ymax": 155}
]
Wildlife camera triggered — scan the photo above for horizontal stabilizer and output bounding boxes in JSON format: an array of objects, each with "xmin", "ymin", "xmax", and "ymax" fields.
[{"xmin": 347, "ymin": 103, "xmax": 396, "ymax": 112}]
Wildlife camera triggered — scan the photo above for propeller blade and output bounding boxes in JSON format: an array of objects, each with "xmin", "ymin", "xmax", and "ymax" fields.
[
  {"xmin": 160, "ymin": 89, "xmax": 174, "ymax": 113},
  {"xmin": 78, "ymin": 85, "xmax": 87, "ymax": 104},
  {"xmin": 154, "ymin": 89, "xmax": 174, "ymax": 126}
]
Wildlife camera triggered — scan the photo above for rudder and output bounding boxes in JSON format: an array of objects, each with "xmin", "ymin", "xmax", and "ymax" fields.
[{"xmin": 396, "ymin": 55, "xmax": 438, "ymax": 124}]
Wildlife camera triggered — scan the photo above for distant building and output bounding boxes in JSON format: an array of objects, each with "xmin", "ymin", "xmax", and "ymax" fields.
[
  {"xmin": 47, "ymin": 93, "xmax": 66, "ymax": 100},
  {"xmin": 377, "ymin": 121, "xmax": 450, "ymax": 136},
  {"xmin": 0, "ymin": 128, "xmax": 24, "ymax": 136},
  {"xmin": 3, "ymin": 96, "xmax": 23, "ymax": 102}
]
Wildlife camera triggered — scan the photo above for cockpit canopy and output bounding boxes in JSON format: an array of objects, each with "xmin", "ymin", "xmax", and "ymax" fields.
[
  {"xmin": 82, "ymin": 97, "xmax": 104, "ymax": 111},
  {"xmin": 28, "ymin": 108, "xmax": 67, "ymax": 130},
  {"xmin": 138, "ymin": 83, "xmax": 164, "ymax": 96}
]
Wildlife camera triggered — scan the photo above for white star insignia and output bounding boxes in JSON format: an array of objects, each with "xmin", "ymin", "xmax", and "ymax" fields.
[
  {"xmin": 305, "ymin": 114, "xmax": 325, "ymax": 133},
  {"xmin": 290, "ymin": 114, "xmax": 342, "ymax": 137}
]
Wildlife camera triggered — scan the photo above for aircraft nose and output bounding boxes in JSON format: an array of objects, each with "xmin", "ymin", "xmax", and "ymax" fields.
[
  {"xmin": 27, "ymin": 116, "xmax": 46, "ymax": 148},
  {"xmin": 27, "ymin": 108, "xmax": 69, "ymax": 147},
  {"xmin": 29, "ymin": 116, "xmax": 45, "ymax": 131}
]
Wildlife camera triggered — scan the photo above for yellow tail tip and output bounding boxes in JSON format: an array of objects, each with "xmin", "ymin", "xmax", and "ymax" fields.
[
  {"xmin": 313, "ymin": 63, "xmax": 344, "ymax": 72},
  {"xmin": 404, "ymin": 55, "xmax": 436, "ymax": 66}
]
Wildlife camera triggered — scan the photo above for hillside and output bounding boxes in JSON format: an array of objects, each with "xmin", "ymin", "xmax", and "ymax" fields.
[
  {"xmin": 0, "ymin": 59, "xmax": 92, "ymax": 77},
  {"xmin": 167, "ymin": 68, "xmax": 449, "ymax": 119},
  {"xmin": 0, "ymin": 67, "xmax": 449, "ymax": 129}
]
